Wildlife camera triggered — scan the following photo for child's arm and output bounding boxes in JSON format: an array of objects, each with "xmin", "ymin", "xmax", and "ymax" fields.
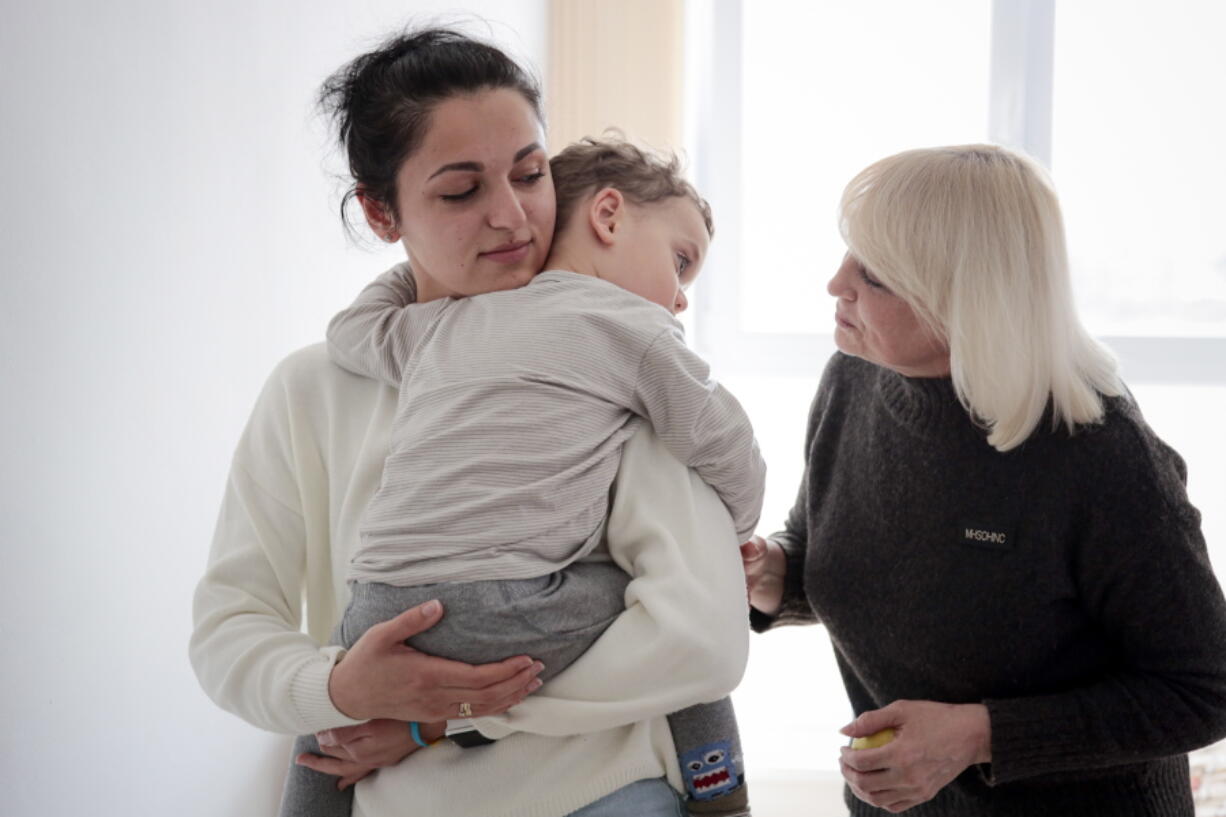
[
  {"xmin": 630, "ymin": 324, "xmax": 766, "ymax": 543},
  {"xmin": 326, "ymin": 262, "xmax": 442, "ymax": 387}
]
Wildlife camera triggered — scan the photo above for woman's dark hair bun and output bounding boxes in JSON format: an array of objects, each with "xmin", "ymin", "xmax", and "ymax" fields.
[{"xmin": 319, "ymin": 27, "xmax": 542, "ymax": 234}]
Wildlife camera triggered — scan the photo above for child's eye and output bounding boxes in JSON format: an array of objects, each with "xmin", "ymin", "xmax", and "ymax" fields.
[
  {"xmin": 675, "ymin": 252, "xmax": 691, "ymax": 275},
  {"xmin": 441, "ymin": 186, "xmax": 478, "ymax": 202}
]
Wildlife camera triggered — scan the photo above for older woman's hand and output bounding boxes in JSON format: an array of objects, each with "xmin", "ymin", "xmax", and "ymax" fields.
[
  {"xmin": 328, "ymin": 599, "xmax": 546, "ymax": 722},
  {"xmin": 740, "ymin": 536, "xmax": 787, "ymax": 616},
  {"xmin": 839, "ymin": 700, "xmax": 991, "ymax": 813}
]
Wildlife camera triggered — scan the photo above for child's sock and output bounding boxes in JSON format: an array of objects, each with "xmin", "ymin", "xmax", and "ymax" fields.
[{"xmin": 670, "ymin": 698, "xmax": 750, "ymax": 817}]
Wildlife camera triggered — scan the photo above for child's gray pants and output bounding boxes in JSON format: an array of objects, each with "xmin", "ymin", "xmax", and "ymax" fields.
[{"xmin": 278, "ymin": 561, "xmax": 743, "ymax": 817}]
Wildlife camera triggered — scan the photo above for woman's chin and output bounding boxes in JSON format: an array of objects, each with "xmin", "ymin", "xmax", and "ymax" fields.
[{"xmin": 831, "ymin": 330, "xmax": 859, "ymax": 358}]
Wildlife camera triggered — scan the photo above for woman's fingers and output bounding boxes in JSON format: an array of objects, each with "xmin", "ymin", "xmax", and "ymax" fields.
[
  {"xmin": 739, "ymin": 537, "xmax": 766, "ymax": 563},
  {"xmin": 839, "ymin": 700, "xmax": 990, "ymax": 810},
  {"xmin": 840, "ymin": 700, "xmax": 902, "ymax": 742},
  {"xmin": 841, "ymin": 744, "xmax": 891, "ymax": 774},
  {"xmin": 296, "ymin": 752, "xmax": 377, "ymax": 791},
  {"xmin": 432, "ymin": 653, "xmax": 541, "ymax": 691},
  {"xmin": 316, "ymin": 722, "xmax": 375, "ymax": 756},
  {"xmin": 438, "ymin": 659, "xmax": 546, "ymax": 717},
  {"xmin": 295, "ymin": 752, "xmax": 367, "ymax": 778},
  {"xmin": 741, "ymin": 535, "xmax": 786, "ymax": 615},
  {"xmin": 472, "ymin": 672, "xmax": 546, "ymax": 716},
  {"xmin": 840, "ymin": 754, "xmax": 896, "ymax": 788},
  {"xmin": 319, "ymin": 719, "xmax": 419, "ymax": 767},
  {"xmin": 842, "ymin": 757, "xmax": 916, "ymax": 812},
  {"xmin": 329, "ymin": 599, "xmax": 547, "ymax": 722},
  {"xmin": 371, "ymin": 599, "xmax": 445, "ymax": 645}
]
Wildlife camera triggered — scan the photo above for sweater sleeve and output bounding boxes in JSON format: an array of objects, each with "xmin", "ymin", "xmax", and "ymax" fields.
[
  {"xmin": 750, "ymin": 374, "xmax": 837, "ymax": 633},
  {"xmin": 189, "ymin": 358, "xmax": 364, "ymax": 736},
  {"xmin": 629, "ymin": 324, "xmax": 766, "ymax": 542},
  {"xmin": 983, "ymin": 418, "xmax": 1226, "ymax": 784},
  {"xmin": 471, "ymin": 424, "xmax": 750, "ymax": 739},
  {"xmin": 325, "ymin": 262, "xmax": 438, "ymax": 387}
]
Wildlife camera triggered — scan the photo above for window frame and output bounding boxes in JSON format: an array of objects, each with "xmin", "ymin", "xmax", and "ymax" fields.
[{"xmin": 684, "ymin": 0, "xmax": 1226, "ymax": 384}]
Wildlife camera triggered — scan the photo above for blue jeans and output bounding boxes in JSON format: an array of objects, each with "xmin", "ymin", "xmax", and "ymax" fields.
[{"xmin": 567, "ymin": 778, "xmax": 685, "ymax": 817}]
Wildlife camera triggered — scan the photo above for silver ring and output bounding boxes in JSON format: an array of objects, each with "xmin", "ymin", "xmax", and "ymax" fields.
[{"xmin": 458, "ymin": 701, "xmax": 473, "ymax": 718}]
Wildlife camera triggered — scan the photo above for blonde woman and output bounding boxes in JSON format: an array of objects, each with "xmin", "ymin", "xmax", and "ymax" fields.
[{"xmin": 742, "ymin": 144, "xmax": 1226, "ymax": 815}]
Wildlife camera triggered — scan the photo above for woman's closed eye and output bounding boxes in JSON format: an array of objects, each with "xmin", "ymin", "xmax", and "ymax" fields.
[
  {"xmin": 441, "ymin": 168, "xmax": 545, "ymax": 203},
  {"xmin": 858, "ymin": 265, "xmax": 888, "ymax": 291},
  {"xmin": 440, "ymin": 185, "xmax": 478, "ymax": 203}
]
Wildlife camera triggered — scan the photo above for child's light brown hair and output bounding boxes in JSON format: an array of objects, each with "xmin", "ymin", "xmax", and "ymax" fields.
[{"xmin": 549, "ymin": 136, "xmax": 714, "ymax": 240}]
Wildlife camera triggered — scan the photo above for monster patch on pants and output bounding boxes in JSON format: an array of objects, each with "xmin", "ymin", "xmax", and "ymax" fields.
[{"xmin": 680, "ymin": 740, "xmax": 739, "ymax": 801}]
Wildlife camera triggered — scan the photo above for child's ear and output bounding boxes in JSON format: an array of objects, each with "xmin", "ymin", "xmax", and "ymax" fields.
[
  {"xmin": 588, "ymin": 187, "xmax": 625, "ymax": 246},
  {"xmin": 358, "ymin": 187, "xmax": 400, "ymax": 243}
]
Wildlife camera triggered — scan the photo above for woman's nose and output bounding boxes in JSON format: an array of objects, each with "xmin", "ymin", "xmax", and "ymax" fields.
[
  {"xmin": 828, "ymin": 258, "xmax": 854, "ymax": 299},
  {"xmin": 487, "ymin": 181, "xmax": 528, "ymax": 231}
]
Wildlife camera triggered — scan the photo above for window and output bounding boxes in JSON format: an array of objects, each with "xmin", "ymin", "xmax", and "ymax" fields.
[
  {"xmin": 687, "ymin": 1, "xmax": 1226, "ymax": 805},
  {"xmin": 739, "ymin": 0, "xmax": 990, "ymax": 335},
  {"xmin": 1053, "ymin": 0, "xmax": 1226, "ymax": 340}
]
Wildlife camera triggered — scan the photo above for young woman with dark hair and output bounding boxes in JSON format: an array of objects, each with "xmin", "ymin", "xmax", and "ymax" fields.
[{"xmin": 190, "ymin": 28, "xmax": 746, "ymax": 817}]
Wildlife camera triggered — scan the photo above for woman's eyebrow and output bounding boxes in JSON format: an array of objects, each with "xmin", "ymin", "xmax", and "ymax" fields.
[
  {"xmin": 429, "ymin": 161, "xmax": 479, "ymax": 179},
  {"xmin": 428, "ymin": 142, "xmax": 545, "ymax": 180},
  {"xmin": 514, "ymin": 142, "xmax": 544, "ymax": 162}
]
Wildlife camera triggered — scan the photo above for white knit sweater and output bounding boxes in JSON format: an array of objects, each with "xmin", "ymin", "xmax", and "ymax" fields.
[{"xmin": 189, "ymin": 344, "xmax": 749, "ymax": 817}]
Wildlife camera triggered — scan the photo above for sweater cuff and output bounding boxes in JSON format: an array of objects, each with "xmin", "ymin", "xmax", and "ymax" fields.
[
  {"xmin": 982, "ymin": 696, "xmax": 1088, "ymax": 785},
  {"xmin": 289, "ymin": 646, "xmax": 366, "ymax": 734},
  {"xmin": 750, "ymin": 537, "xmax": 814, "ymax": 633}
]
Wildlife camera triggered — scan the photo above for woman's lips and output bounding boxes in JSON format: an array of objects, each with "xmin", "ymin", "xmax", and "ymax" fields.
[
  {"xmin": 835, "ymin": 310, "xmax": 856, "ymax": 329},
  {"xmin": 480, "ymin": 240, "xmax": 532, "ymax": 265}
]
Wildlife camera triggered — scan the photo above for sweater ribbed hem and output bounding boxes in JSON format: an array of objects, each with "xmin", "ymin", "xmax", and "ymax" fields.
[{"xmin": 288, "ymin": 647, "xmax": 364, "ymax": 734}]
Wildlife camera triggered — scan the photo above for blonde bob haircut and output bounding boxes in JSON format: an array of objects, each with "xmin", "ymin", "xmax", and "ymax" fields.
[{"xmin": 839, "ymin": 144, "xmax": 1123, "ymax": 452}]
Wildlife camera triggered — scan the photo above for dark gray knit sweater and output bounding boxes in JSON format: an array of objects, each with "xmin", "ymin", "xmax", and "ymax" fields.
[{"xmin": 753, "ymin": 352, "xmax": 1226, "ymax": 816}]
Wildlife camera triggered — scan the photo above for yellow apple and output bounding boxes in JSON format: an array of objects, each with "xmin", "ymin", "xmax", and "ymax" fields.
[{"xmin": 850, "ymin": 727, "xmax": 896, "ymax": 750}]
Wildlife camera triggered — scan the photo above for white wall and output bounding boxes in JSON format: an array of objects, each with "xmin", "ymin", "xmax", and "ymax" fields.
[{"xmin": 0, "ymin": 3, "xmax": 546, "ymax": 815}]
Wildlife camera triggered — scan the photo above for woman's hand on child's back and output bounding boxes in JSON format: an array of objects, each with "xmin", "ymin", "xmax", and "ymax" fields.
[{"xmin": 328, "ymin": 599, "xmax": 546, "ymax": 722}]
